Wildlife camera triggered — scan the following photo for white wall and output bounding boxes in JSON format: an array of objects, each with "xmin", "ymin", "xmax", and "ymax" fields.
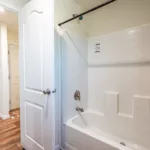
[
  {"xmin": 55, "ymin": 0, "xmax": 87, "ymax": 36},
  {"xmin": 62, "ymin": 31, "xmax": 88, "ymax": 123},
  {"xmin": 0, "ymin": 0, "xmax": 27, "ymax": 11},
  {"xmin": 88, "ymin": 24, "xmax": 150, "ymax": 149},
  {"xmin": 0, "ymin": 24, "xmax": 10, "ymax": 119},
  {"xmin": 55, "ymin": 1, "xmax": 88, "ymax": 149},
  {"xmin": 61, "ymin": 30, "xmax": 88, "ymax": 149}
]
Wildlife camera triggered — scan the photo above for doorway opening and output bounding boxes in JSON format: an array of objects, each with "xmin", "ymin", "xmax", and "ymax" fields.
[
  {"xmin": 0, "ymin": 5, "xmax": 22, "ymax": 150},
  {"xmin": 7, "ymin": 8, "xmax": 19, "ymax": 112},
  {"xmin": 0, "ymin": 5, "xmax": 19, "ymax": 117}
]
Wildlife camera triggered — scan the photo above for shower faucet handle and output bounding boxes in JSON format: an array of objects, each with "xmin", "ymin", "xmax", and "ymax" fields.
[
  {"xmin": 74, "ymin": 90, "xmax": 80, "ymax": 101},
  {"xmin": 76, "ymin": 107, "xmax": 84, "ymax": 112}
]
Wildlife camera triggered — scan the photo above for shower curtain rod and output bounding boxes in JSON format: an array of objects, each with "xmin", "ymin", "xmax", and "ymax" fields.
[{"xmin": 58, "ymin": 0, "xmax": 116, "ymax": 26}]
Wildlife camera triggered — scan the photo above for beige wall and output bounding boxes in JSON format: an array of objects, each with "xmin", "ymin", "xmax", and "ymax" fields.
[
  {"xmin": 55, "ymin": 0, "xmax": 150, "ymax": 37},
  {"xmin": 82, "ymin": 0, "xmax": 150, "ymax": 37},
  {"xmin": 7, "ymin": 30, "xmax": 18, "ymax": 45}
]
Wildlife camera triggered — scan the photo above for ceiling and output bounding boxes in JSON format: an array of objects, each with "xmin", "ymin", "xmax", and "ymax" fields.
[
  {"xmin": 75, "ymin": 0, "xmax": 107, "ymax": 11},
  {"xmin": 0, "ymin": 0, "xmax": 28, "ymax": 11},
  {"xmin": 0, "ymin": 0, "xmax": 30, "ymax": 33},
  {"xmin": 0, "ymin": 8, "xmax": 18, "ymax": 33}
]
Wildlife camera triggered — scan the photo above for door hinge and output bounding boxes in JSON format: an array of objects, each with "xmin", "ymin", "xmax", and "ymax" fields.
[
  {"xmin": 9, "ymin": 100, "xmax": 11, "ymax": 104},
  {"xmin": 8, "ymin": 51, "xmax": 9, "ymax": 55},
  {"xmin": 8, "ymin": 76, "xmax": 10, "ymax": 80},
  {"xmin": 52, "ymin": 89, "xmax": 56, "ymax": 93}
]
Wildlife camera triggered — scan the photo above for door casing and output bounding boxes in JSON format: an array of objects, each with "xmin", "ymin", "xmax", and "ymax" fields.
[{"xmin": 8, "ymin": 44, "xmax": 20, "ymax": 110}]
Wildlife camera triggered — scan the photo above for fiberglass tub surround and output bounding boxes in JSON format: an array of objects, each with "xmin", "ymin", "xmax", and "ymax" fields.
[
  {"xmin": 65, "ymin": 112, "xmax": 148, "ymax": 150},
  {"xmin": 62, "ymin": 24, "xmax": 150, "ymax": 150}
]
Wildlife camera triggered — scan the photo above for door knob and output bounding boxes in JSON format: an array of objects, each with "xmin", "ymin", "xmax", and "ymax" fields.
[{"xmin": 43, "ymin": 89, "xmax": 51, "ymax": 95}]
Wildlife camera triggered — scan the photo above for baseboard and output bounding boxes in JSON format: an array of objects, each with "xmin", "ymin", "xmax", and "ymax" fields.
[
  {"xmin": 0, "ymin": 113, "xmax": 10, "ymax": 120},
  {"xmin": 10, "ymin": 107, "xmax": 20, "ymax": 112}
]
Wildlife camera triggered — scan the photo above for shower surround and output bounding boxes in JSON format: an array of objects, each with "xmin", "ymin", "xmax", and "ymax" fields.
[{"xmin": 61, "ymin": 24, "xmax": 150, "ymax": 150}]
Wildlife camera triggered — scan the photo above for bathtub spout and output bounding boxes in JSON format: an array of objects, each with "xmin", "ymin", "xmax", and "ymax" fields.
[{"xmin": 76, "ymin": 107, "xmax": 84, "ymax": 112}]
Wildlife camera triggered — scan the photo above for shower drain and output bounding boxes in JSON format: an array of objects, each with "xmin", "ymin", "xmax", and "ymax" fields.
[{"xmin": 120, "ymin": 142, "xmax": 126, "ymax": 146}]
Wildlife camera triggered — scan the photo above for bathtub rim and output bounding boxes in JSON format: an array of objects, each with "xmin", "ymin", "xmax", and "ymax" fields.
[{"xmin": 65, "ymin": 111, "xmax": 148, "ymax": 150}]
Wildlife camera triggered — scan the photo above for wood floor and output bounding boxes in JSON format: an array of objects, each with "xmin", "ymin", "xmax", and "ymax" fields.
[{"xmin": 0, "ymin": 109, "xmax": 22, "ymax": 150}]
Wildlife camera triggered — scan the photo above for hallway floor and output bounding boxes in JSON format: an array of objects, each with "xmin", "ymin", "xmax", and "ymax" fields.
[{"xmin": 0, "ymin": 109, "xmax": 22, "ymax": 150}]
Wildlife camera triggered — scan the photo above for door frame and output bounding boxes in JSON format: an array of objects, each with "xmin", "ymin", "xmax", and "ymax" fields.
[
  {"xmin": 0, "ymin": 4, "xmax": 19, "ymax": 120},
  {"xmin": 0, "ymin": 1, "xmax": 24, "ymax": 114},
  {"xmin": 8, "ymin": 43, "xmax": 19, "ymax": 111}
]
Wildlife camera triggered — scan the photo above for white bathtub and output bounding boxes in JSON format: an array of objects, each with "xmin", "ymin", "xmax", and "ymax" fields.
[{"xmin": 64, "ymin": 112, "xmax": 147, "ymax": 150}]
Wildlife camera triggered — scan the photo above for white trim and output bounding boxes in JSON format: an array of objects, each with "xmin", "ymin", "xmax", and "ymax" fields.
[
  {"xmin": 0, "ymin": 113, "xmax": 10, "ymax": 120},
  {"xmin": 57, "ymin": 31, "xmax": 62, "ymax": 148},
  {"xmin": 0, "ymin": 4, "xmax": 18, "ymax": 13},
  {"xmin": 8, "ymin": 44, "xmax": 19, "ymax": 111},
  {"xmin": 0, "ymin": 24, "xmax": 10, "ymax": 119},
  {"xmin": 55, "ymin": 30, "xmax": 62, "ymax": 148}
]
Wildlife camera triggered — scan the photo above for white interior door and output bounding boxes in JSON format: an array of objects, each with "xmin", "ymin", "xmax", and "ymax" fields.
[
  {"xmin": 9, "ymin": 44, "xmax": 20, "ymax": 110},
  {"xmin": 19, "ymin": 0, "xmax": 55, "ymax": 150}
]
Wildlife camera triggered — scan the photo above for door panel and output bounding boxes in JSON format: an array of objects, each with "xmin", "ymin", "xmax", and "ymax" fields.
[
  {"xmin": 19, "ymin": 0, "xmax": 55, "ymax": 150},
  {"xmin": 24, "ymin": 12, "xmax": 43, "ymax": 91},
  {"xmin": 25, "ymin": 102, "xmax": 44, "ymax": 146}
]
